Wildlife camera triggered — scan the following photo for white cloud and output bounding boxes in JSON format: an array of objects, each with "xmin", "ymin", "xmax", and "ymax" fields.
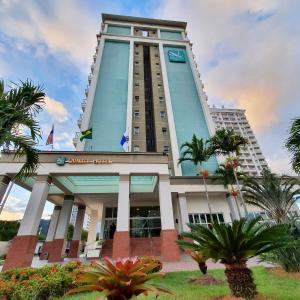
[
  {"xmin": 0, "ymin": 195, "xmax": 26, "ymax": 221},
  {"xmin": 44, "ymin": 96, "xmax": 69, "ymax": 123},
  {"xmin": 0, "ymin": 0, "xmax": 98, "ymax": 69}
]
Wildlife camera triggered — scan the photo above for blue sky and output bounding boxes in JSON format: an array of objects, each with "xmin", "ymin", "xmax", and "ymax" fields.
[{"xmin": 0, "ymin": 0, "xmax": 299, "ymax": 220}]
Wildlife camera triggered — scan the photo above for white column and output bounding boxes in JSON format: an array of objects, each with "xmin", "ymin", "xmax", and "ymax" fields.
[
  {"xmin": 72, "ymin": 206, "xmax": 86, "ymax": 241},
  {"xmin": 159, "ymin": 43, "xmax": 182, "ymax": 176},
  {"xmin": 0, "ymin": 175, "xmax": 10, "ymax": 203},
  {"xmin": 46, "ymin": 206, "xmax": 61, "ymax": 241},
  {"xmin": 98, "ymin": 203, "xmax": 105, "ymax": 239},
  {"xmin": 178, "ymin": 193, "xmax": 190, "ymax": 232},
  {"xmin": 86, "ymin": 210, "xmax": 98, "ymax": 250},
  {"xmin": 18, "ymin": 176, "xmax": 51, "ymax": 236},
  {"xmin": 116, "ymin": 174, "xmax": 130, "ymax": 232},
  {"xmin": 159, "ymin": 175, "xmax": 175, "ymax": 230},
  {"xmin": 54, "ymin": 195, "xmax": 74, "ymax": 240}
]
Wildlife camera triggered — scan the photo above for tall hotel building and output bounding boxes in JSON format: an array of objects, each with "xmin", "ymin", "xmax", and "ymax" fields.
[
  {"xmin": 210, "ymin": 106, "xmax": 269, "ymax": 176},
  {"xmin": 1, "ymin": 14, "xmax": 264, "ymax": 270}
]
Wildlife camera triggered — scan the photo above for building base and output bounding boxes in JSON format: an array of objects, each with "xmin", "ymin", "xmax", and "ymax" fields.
[
  {"xmin": 160, "ymin": 229, "xmax": 180, "ymax": 261},
  {"xmin": 48, "ymin": 239, "xmax": 65, "ymax": 262},
  {"xmin": 3, "ymin": 235, "xmax": 37, "ymax": 271},
  {"xmin": 112, "ymin": 231, "xmax": 130, "ymax": 259},
  {"xmin": 39, "ymin": 241, "xmax": 52, "ymax": 260},
  {"xmin": 68, "ymin": 240, "xmax": 80, "ymax": 258}
]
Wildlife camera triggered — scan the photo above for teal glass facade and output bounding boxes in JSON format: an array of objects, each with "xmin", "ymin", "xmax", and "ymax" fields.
[
  {"xmin": 163, "ymin": 46, "xmax": 218, "ymax": 175},
  {"xmin": 160, "ymin": 30, "xmax": 183, "ymax": 40},
  {"xmin": 84, "ymin": 41, "xmax": 129, "ymax": 151},
  {"xmin": 107, "ymin": 25, "xmax": 131, "ymax": 35}
]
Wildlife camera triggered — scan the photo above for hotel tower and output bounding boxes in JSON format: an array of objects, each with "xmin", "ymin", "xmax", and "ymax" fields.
[{"xmin": 1, "ymin": 14, "xmax": 271, "ymax": 270}]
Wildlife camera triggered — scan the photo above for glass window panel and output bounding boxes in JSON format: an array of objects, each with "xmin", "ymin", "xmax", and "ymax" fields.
[
  {"xmin": 200, "ymin": 214, "xmax": 206, "ymax": 223},
  {"xmin": 218, "ymin": 214, "xmax": 224, "ymax": 223},
  {"xmin": 194, "ymin": 214, "xmax": 200, "ymax": 223},
  {"xmin": 212, "ymin": 214, "xmax": 218, "ymax": 222},
  {"xmin": 189, "ymin": 214, "xmax": 194, "ymax": 223}
]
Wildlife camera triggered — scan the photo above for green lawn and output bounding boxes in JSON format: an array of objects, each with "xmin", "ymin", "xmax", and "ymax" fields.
[{"xmin": 62, "ymin": 267, "xmax": 300, "ymax": 300}]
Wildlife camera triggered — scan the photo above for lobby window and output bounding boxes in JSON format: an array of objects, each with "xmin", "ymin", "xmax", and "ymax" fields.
[
  {"xmin": 133, "ymin": 145, "xmax": 140, "ymax": 152},
  {"xmin": 162, "ymin": 127, "xmax": 167, "ymax": 136},
  {"xmin": 134, "ymin": 110, "xmax": 140, "ymax": 118},
  {"xmin": 135, "ymin": 95, "xmax": 139, "ymax": 102},
  {"xmin": 134, "ymin": 127, "xmax": 140, "ymax": 135},
  {"xmin": 160, "ymin": 111, "xmax": 166, "ymax": 118}
]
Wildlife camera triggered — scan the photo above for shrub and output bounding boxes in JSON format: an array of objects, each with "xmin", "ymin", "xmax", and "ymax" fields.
[
  {"xmin": 67, "ymin": 257, "xmax": 173, "ymax": 299},
  {"xmin": 139, "ymin": 257, "xmax": 163, "ymax": 273},
  {"xmin": 190, "ymin": 251, "xmax": 208, "ymax": 275},
  {"xmin": 0, "ymin": 261, "xmax": 82, "ymax": 300}
]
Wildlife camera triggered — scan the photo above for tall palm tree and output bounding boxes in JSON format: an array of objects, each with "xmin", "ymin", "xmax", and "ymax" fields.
[
  {"xmin": 177, "ymin": 218, "xmax": 287, "ymax": 299},
  {"xmin": 209, "ymin": 128, "xmax": 248, "ymax": 214},
  {"xmin": 215, "ymin": 162, "xmax": 247, "ymax": 219},
  {"xmin": 0, "ymin": 80, "xmax": 45, "ymax": 179},
  {"xmin": 178, "ymin": 134, "xmax": 214, "ymax": 215},
  {"xmin": 286, "ymin": 117, "xmax": 300, "ymax": 174},
  {"xmin": 242, "ymin": 169, "xmax": 300, "ymax": 223}
]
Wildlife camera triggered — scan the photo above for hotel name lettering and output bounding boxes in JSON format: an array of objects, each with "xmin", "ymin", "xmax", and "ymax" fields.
[{"xmin": 56, "ymin": 156, "xmax": 112, "ymax": 166}]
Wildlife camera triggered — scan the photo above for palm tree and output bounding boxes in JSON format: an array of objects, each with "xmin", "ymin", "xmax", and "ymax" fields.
[
  {"xmin": 215, "ymin": 162, "xmax": 247, "ymax": 219},
  {"xmin": 177, "ymin": 218, "xmax": 287, "ymax": 299},
  {"xmin": 0, "ymin": 80, "xmax": 45, "ymax": 179},
  {"xmin": 209, "ymin": 128, "xmax": 248, "ymax": 214},
  {"xmin": 286, "ymin": 117, "xmax": 300, "ymax": 174},
  {"xmin": 178, "ymin": 134, "xmax": 214, "ymax": 215},
  {"xmin": 242, "ymin": 169, "xmax": 300, "ymax": 223}
]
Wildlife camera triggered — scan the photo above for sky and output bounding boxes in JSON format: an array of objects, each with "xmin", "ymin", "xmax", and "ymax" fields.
[{"xmin": 0, "ymin": 0, "xmax": 299, "ymax": 220}]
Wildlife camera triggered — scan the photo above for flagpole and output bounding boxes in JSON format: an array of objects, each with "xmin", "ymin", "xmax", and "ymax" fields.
[{"xmin": 52, "ymin": 124, "xmax": 54, "ymax": 151}]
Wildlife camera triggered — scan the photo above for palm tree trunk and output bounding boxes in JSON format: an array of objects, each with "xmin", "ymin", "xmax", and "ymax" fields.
[
  {"xmin": 230, "ymin": 184, "xmax": 242, "ymax": 220},
  {"xmin": 232, "ymin": 167, "xmax": 248, "ymax": 216},
  {"xmin": 224, "ymin": 263, "xmax": 257, "ymax": 299},
  {"xmin": 202, "ymin": 174, "xmax": 213, "ymax": 217}
]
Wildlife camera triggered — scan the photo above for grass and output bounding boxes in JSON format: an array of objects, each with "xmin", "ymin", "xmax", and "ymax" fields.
[{"xmin": 62, "ymin": 267, "xmax": 300, "ymax": 300}]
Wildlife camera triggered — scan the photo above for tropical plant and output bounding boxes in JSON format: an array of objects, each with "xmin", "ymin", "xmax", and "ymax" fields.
[
  {"xmin": 242, "ymin": 168, "xmax": 300, "ymax": 223},
  {"xmin": 209, "ymin": 129, "xmax": 249, "ymax": 214},
  {"xmin": 215, "ymin": 161, "xmax": 247, "ymax": 219},
  {"xmin": 67, "ymin": 257, "xmax": 173, "ymax": 299},
  {"xmin": 139, "ymin": 257, "xmax": 162, "ymax": 273},
  {"xmin": 0, "ymin": 80, "xmax": 45, "ymax": 178},
  {"xmin": 190, "ymin": 251, "xmax": 208, "ymax": 275},
  {"xmin": 260, "ymin": 218, "xmax": 300, "ymax": 272},
  {"xmin": 286, "ymin": 117, "xmax": 300, "ymax": 174},
  {"xmin": 179, "ymin": 134, "xmax": 214, "ymax": 215},
  {"xmin": 177, "ymin": 218, "xmax": 287, "ymax": 299}
]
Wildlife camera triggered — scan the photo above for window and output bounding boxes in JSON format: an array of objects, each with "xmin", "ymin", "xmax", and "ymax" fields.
[
  {"xmin": 135, "ymin": 61, "xmax": 139, "ymax": 64},
  {"xmin": 155, "ymin": 53, "xmax": 159, "ymax": 57},
  {"xmin": 162, "ymin": 127, "xmax": 167, "ymax": 136},
  {"xmin": 163, "ymin": 145, "xmax": 169, "ymax": 153},
  {"xmin": 133, "ymin": 127, "xmax": 140, "ymax": 135},
  {"xmin": 158, "ymin": 83, "xmax": 162, "ymax": 88},
  {"xmin": 135, "ymin": 96, "xmax": 139, "ymax": 101},
  {"xmin": 134, "ymin": 82, "xmax": 140, "ymax": 87},
  {"xmin": 135, "ymin": 52, "xmax": 139, "ymax": 56},
  {"xmin": 188, "ymin": 213, "xmax": 225, "ymax": 227},
  {"xmin": 159, "ymin": 96, "xmax": 164, "ymax": 103},
  {"xmin": 156, "ymin": 72, "xmax": 161, "ymax": 77},
  {"xmin": 155, "ymin": 62, "xmax": 159, "ymax": 65},
  {"xmin": 134, "ymin": 110, "xmax": 140, "ymax": 118},
  {"xmin": 133, "ymin": 145, "xmax": 140, "ymax": 152},
  {"xmin": 160, "ymin": 111, "xmax": 166, "ymax": 118}
]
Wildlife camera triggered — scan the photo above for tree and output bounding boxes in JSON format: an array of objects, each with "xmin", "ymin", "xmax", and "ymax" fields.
[
  {"xmin": 242, "ymin": 169, "xmax": 300, "ymax": 223},
  {"xmin": 0, "ymin": 220, "xmax": 20, "ymax": 241},
  {"xmin": 178, "ymin": 134, "xmax": 214, "ymax": 215},
  {"xmin": 0, "ymin": 80, "xmax": 45, "ymax": 179},
  {"xmin": 286, "ymin": 117, "xmax": 300, "ymax": 174},
  {"xmin": 215, "ymin": 162, "xmax": 247, "ymax": 219},
  {"xmin": 209, "ymin": 128, "xmax": 248, "ymax": 214},
  {"xmin": 177, "ymin": 218, "xmax": 287, "ymax": 299}
]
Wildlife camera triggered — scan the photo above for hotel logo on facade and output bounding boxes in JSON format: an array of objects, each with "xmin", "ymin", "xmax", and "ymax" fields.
[{"xmin": 56, "ymin": 156, "xmax": 112, "ymax": 166}]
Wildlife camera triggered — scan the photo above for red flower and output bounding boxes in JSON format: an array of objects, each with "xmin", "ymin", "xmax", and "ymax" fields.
[{"xmin": 201, "ymin": 170, "xmax": 209, "ymax": 177}]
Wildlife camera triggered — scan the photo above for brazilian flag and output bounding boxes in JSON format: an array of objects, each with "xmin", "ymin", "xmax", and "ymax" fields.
[{"xmin": 80, "ymin": 128, "xmax": 92, "ymax": 142}]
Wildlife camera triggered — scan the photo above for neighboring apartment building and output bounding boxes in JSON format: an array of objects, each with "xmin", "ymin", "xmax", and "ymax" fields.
[{"xmin": 210, "ymin": 106, "xmax": 269, "ymax": 176}]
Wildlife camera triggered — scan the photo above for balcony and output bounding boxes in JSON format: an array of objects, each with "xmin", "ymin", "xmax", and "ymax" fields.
[
  {"xmin": 77, "ymin": 114, "xmax": 83, "ymax": 128},
  {"xmin": 81, "ymin": 100, "xmax": 87, "ymax": 112},
  {"xmin": 93, "ymin": 55, "xmax": 96, "ymax": 63},
  {"xmin": 85, "ymin": 87, "xmax": 89, "ymax": 97},
  {"xmin": 91, "ymin": 64, "xmax": 94, "ymax": 74},
  {"xmin": 73, "ymin": 132, "xmax": 80, "ymax": 147},
  {"xmin": 88, "ymin": 74, "xmax": 92, "ymax": 84}
]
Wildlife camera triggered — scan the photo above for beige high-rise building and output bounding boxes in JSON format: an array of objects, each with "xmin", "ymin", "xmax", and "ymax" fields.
[{"xmin": 210, "ymin": 106, "xmax": 269, "ymax": 176}]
